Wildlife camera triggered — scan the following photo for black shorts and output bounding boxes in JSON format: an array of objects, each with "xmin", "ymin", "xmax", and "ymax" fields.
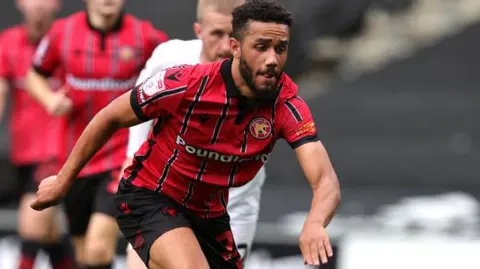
[
  {"xmin": 115, "ymin": 180, "xmax": 243, "ymax": 269},
  {"xmin": 15, "ymin": 159, "xmax": 57, "ymax": 195},
  {"xmin": 64, "ymin": 170, "xmax": 120, "ymax": 236}
]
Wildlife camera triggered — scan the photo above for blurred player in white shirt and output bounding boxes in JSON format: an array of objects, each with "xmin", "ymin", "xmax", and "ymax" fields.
[{"xmin": 124, "ymin": 0, "xmax": 266, "ymax": 268}]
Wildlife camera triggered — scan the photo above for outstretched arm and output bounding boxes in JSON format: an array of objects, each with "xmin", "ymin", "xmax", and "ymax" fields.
[
  {"xmin": 296, "ymin": 141, "xmax": 340, "ymax": 227},
  {"xmin": 295, "ymin": 141, "xmax": 340, "ymax": 267},
  {"xmin": 57, "ymin": 91, "xmax": 140, "ymax": 186},
  {"xmin": 278, "ymin": 96, "xmax": 341, "ymax": 266},
  {"xmin": 31, "ymin": 65, "xmax": 194, "ymax": 211}
]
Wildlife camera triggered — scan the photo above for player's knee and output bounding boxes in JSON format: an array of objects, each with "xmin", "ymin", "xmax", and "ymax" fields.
[{"xmin": 84, "ymin": 240, "xmax": 116, "ymax": 264}]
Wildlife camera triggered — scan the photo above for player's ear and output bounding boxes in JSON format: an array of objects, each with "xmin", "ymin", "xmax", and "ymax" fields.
[
  {"xmin": 193, "ymin": 22, "xmax": 202, "ymax": 40},
  {"xmin": 230, "ymin": 37, "xmax": 241, "ymax": 58}
]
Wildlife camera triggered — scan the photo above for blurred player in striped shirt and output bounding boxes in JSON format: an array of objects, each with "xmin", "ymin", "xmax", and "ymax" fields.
[{"xmin": 0, "ymin": 1, "xmax": 75, "ymax": 268}]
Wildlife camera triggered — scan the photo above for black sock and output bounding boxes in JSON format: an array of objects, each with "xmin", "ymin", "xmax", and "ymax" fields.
[
  {"xmin": 85, "ymin": 265, "xmax": 112, "ymax": 269},
  {"xmin": 44, "ymin": 236, "xmax": 75, "ymax": 269},
  {"xmin": 18, "ymin": 240, "xmax": 42, "ymax": 269}
]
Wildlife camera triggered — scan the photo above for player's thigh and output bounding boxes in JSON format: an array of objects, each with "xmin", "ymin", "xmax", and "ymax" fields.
[
  {"xmin": 191, "ymin": 213, "xmax": 243, "ymax": 269},
  {"xmin": 18, "ymin": 193, "xmax": 59, "ymax": 240},
  {"xmin": 115, "ymin": 180, "xmax": 207, "ymax": 269},
  {"xmin": 84, "ymin": 212, "xmax": 119, "ymax": 263},
  {"xmin": 150, "ymin": 227, "xmax": 209, "ymax": 269},
  {"xmin": 126, "ymin": 243, "xmax": 147, "ymax": 269}
]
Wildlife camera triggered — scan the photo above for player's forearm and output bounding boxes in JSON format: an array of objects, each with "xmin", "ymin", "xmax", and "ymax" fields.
[
  {"xmin": 25, "ymin": 69, "xmax": 56, "ymax": 109},
  {"xmin": 57, "ymin": 109, "xmax": 122, "ymax": 185},
  {"xmin": 57, "ymin": 92, "xmax": 141, "ymax": 186},
  {"xmin": 307, "ymin": 171, "xmax": 341, "ymax": 227}
]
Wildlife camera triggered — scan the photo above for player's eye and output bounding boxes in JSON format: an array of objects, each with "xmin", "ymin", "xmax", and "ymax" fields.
[
  {"xmin": 255, "ymin": 44, "xmax": 267, "ymax": 51},
  {"xmin": 211, "ymin": 30, "xmax": 224, "ymax": 38},
  {"xmin": 275, "ymin": 46, "xmax": 287, "ymax": 54}
]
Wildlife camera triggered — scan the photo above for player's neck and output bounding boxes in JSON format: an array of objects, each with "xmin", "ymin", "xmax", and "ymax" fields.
[
  {"xmin": 231, "ymin": 58, "xmax": 255, "ymax": 98},
  {"xmin": 87, "ymin": 10, "xmax": 122, "ymax": 32},
  {"xmin": 25, "ymin": 29, "xmax": 42, "ymax": 44},
  {"xmin": 199, "ymin": 53, "xmax": 209, "ymax": 64}
]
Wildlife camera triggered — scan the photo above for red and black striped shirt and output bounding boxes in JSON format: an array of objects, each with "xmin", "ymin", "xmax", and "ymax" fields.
[
  {"xmin": 125, "ymin": 59, "xmax": 318, "ymax": 218},
  {"xmin": 0, "ymin": 25, "xmax": 63, "ymax": 165},
  {"xmin": 32, "ymin": 11, "xmax": 168, "ymax": 177}
]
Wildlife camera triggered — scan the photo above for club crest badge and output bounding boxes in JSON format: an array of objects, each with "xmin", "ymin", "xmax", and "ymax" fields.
[{"xmin": 249, "ymin": 117, "xmax": 272, "ymax": 140}]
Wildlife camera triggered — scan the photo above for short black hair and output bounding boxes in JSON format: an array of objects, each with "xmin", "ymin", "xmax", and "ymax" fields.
[{"xmin": 231, "ymin": 0, "xmax": 294, "ymax": 40}]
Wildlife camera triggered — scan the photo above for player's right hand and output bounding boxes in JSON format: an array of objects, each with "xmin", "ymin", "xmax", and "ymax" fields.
[
  {"xmin": 30, "ymin": 175, "xmax": 68, "ymax": 211},
  {"xmin": 47, "ymin": 88, "xmax": 72, "ymax": 116}
]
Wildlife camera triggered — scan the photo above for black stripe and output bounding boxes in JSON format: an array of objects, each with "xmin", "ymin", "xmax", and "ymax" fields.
[
  {"xmin": 182, "ymin": 181, "xmax": 195, "ymax": 207},
  {"xmin": 269, "ymin": 84, "xmax": 282, "ymax": 149},
  {"xmin": 130, "ymin": 88, "xmax": 148, "ymax": 121},
  {"xmin": 196, "ymin": 160, "xmax": 208, "ymax": 181},
  {"xmin": 180, "ymin": 76, "xmax": 209, "ymax": 135},
  {"xmin": 125, "ymin": 119, "xmax": 163, "ymax": 183},
  {"xmin": 183, "ymin": 160, "xmax": 207, "ymax": 206},
  {"xmin": 228, "ymin": 165, "xmax": 237, "ymax": 187},
  {"xmin": 220, "ymin": 190, "xmax": 227, "ymax": 210},
  {"xmin": 241, "ymin": 129, "xmax": 248, "ymax": 153},
  {"xmin": 140, "ymin": 86, "xmax": 187, "ymax": 108},
  {"xmin": 285, "ymin": 100, "xmax": 302, "ymax": 122},
  {"xmin": 289, "ymin": 134, "xmax": 319, "ymax": 149},
  {"xmin": 210, "ymin": 96, "xmax": 230, "ymax": 144},
  {"xmin": 154, "ymin": 149, "xmax": 180, "ymax": 192}
]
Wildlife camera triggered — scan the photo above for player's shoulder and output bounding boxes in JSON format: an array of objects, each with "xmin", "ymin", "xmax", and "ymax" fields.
[
  {"xmin": 124, "ymin": 14, "xmax": 168, "ymax": 37},
  {"xmin": 188, "ymin": 59, "xmax": 224, "ymax": 80},
  {"xmin": 46, "ymin": 13, "xmax": 79, "ymax": 36},
  {"xmin": 123, "ymin": 13, "xmax": 149, "ymax": 26},
  {"xmin": 151, "ymin": 39, "xmax": 201, "ymax": 63},
  {"xmin": 277, "ymin": 72, "xmax": 299, "ymax": 101},
  {"xmin": 0, "ymin": 25, "xmax": 25, "ymax": 42},
  {"xmin": 160, "ymin": 39, "xmax": 202, "ymax": 51},
  {"xmin": 56, "ymin": 11, "xmax": 83, "ymax": 26},
  {"xmin": 160, "ymin": 59, "xmax": 221, "ymax": 89}
]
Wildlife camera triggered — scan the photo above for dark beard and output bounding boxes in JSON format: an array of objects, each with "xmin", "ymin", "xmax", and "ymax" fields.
[{"xmin": 239, "ymin": 57, "xmax": 280, "ymax": 102}]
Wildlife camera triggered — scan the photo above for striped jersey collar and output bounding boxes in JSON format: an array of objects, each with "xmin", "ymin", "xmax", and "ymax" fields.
[
  {"xmin": 85, "ymin": 10, "xmax": 125, "ymax": 34},
  {"xmin": 220, "ymin": 58, "xmax": 242, "ymax": 98}
]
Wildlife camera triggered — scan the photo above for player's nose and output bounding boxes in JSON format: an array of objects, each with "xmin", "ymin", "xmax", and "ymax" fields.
[
  {"xmin": 265, "ymin": 48, "xmax": 279, "ymax": 68},
  {"xmin": 220, "ymin": 36, "xmax": 230, "ymax": 54}
]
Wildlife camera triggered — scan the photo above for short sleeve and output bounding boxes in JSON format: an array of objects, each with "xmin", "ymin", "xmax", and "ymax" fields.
[
  {"xmin": 0, "ymin": 33, "xmax": 11, "ymax": 79},
  {"xmin": 279, "ymin": 96, "xmax": 319, "ymax": 149},
  {"xmin": 32, "ymin": 25, "xmax": 62, "ymax": 77},
  {"xmin": 130, "ymin": 65, "xmax": 192, "ymax": 121}
]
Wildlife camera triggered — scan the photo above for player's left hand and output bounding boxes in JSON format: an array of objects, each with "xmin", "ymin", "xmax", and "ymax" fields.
[
  {"xmin": 299, "ymin": 220, "xmax": 333, "ymax": 266},
  {"xmin": 30, "ymin": 175, "xmax": 68, "ymax": 211}
]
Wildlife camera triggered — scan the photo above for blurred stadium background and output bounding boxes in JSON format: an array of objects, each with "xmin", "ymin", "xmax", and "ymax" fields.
[{"xmin": 0, "ymin": 0, "xmax": 479, "ymax": 268}]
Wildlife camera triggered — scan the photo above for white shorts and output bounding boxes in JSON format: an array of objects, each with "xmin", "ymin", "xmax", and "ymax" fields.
[{"xmin": 126, "ymin": 166, "xmax": 267, "ymax": 259}]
